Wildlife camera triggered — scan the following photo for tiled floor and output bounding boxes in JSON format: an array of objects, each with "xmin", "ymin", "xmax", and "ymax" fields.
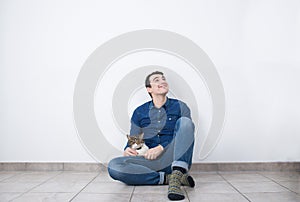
[{"xmin": 0, "ymin": 170, "xmax": 299, "ymax": 201}]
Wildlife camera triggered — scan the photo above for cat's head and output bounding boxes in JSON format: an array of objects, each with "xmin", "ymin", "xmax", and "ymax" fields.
[{"xmin": 126, "ymin": 133, "xmax": 144, "ymax": 149}]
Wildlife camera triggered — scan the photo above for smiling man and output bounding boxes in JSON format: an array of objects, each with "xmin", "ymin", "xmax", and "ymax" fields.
[{"xmin": 108, "ymin": 71, "xmax": 195, "ymax": 201}]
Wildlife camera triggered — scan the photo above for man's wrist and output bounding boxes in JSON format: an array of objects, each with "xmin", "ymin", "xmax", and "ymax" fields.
[{"xmin": 158, "ymin": 144, "xmax": 164, "ymax": 151}]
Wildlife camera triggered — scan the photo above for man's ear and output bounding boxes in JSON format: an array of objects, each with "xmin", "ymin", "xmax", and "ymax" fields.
[{"xmin": 146, "ymin": 87, "xmax": 152, "ymax": 94}]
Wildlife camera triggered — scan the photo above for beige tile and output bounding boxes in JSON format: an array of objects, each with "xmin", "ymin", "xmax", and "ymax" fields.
[
  {"xmin": 185, "ymin": 182, "xmax": 237, "ymax": 194},
  {"xmin": 134, "ymin": 185, "xmax": 168, "ymax": 194},
  {"xmin": 191, "ymin": 173, "xmax": 225, "ymax": 182},
  {"xmin": 92, "ymin": 172, "xmax": 115, "ymax": 182},
  {"xmin": 0, "ymin": 193, "xmax": 23, "ymax": 201},
  {"xmin": 260, "ymin": 172, "xmax": 300, "ymax": 182},
  {"xmin": 231, "ymin": 181, "xmax": 289, "ymax": 193},
  {"xmin": 245, "ymin": 192, "xmax": 300, "ymax": 202},
  {"xmin": 0, "ymin": 182, "xmax": 39, "ymax": 192},
  {"xmin": 131, "ymin": 193, "xmax": 189, "ymax": 202},
  {"xmin": 82, "ymin": 182, "xmax": 134, "ymax": 194},
  {"xmin": 72, "ymin": 193, "xmax": 131, "ymax": 202},
  {"xmin": 48, "ymin": 172, "xmax": 98, "ymax": 183},
  {"xmin": 2, "ymin": 171, "xmax": 60, "ymax": 183},
  {"xmin": 30, "ymin": 181, "xmax": 88, "ymax": 193},
  {"xmin": 0, "ymin": 172, "xmax": 22, "ymax": 182},
  {"xmin": 11, "ymin": 192, "xmax": 76, "ymax": 202},
  {"xmin": 279, "ymin": 181, "xmax": 300, "ymax": 193},
  {"xmin": 220, "ymin": 173, "xmax": 271, "ymax": 182},
  {"xmin": 188, "ymin": 193, "xmax": 248, "ymax": 202}
]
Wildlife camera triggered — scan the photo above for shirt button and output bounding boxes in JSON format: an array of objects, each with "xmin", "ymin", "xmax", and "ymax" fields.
[
  {"xmin": 169, "ymin": 118, "xmax": 171, "ymax": 120},
  {"xmin": 158, "ymin": 130, "xmax": 161, "ymax": 133},
  {"xmin": 158, "ymin": 120, "xmax": 160, "ymax": 123},
  {"xmin": 158, "ymin": 110, "xmax": 161, "ymax": 112}
]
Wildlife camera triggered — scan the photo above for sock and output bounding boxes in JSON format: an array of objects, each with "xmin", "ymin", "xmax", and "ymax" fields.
[
  {"xmin": 168, "ymin": 170, "xmax": 185, "ymax": 201},
  {"xmin": 164, "ymin": 173, "xmax": 195, "ymax": 187},
  {"xmin": 181, "ymin": 173, "xmax": 195, "ymax": 187}
]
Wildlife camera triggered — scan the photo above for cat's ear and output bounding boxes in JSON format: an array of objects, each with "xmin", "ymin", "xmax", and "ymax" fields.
[
  {"xmin": 126, "ymin": 134, "xmax": 130, "ymax": 139},
  {"xmin": 139, "ymin": 133, "xmax": 144, "ymax": 139}
]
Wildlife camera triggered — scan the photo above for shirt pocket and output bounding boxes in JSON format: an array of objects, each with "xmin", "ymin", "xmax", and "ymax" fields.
[{"xmin": 166, "ymin": 114, "xmax": 179, "ymax": 129}]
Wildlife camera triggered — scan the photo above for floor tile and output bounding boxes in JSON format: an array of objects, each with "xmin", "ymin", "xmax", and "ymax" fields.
[
  {"xmin": 260, "ymin": 172, "xmax": 300, "ymax": 182},
  {"xmin": 72, "ymin": 193, "xmax": 131, "ymax": 202},
  {"xmin": 92, "ymin": 172, "xmax": 115, "ymax": 183},
  {"xmin": 187, "ymin": 193, "xmax": 248, "ymax": 202},
  {"xmin": 134, "ymin": 185, "xmax": 168, "ymax": 194},
  {"xmin": 220, "ymin": 173, "xmax": 271, "ymax": 182},
  {"xmin": 231, "ymin": 181, "xmax": 290, "ymax": 193},
  {"xmin": 11, "ymin": 192, "xmax": 76, "ymax": 202},
  {"xmin": 48, "ymin": 172, "xmax": 99, "ymax": 183},
  {"xmin": 30, "ymin": 181, "xmax": 88, "ymax": 193},
  {"xmin": 0, "ymin": 193, "xmax": 23, "ymax": 202},
  {"xmin": 131, "ymin": 193, "xmax": 189, "ymax": 202},
  {"xmin": 191, "ymin": 173, "xmax": 225, "ymax": 182},
  {"xmin": 82, "ymin": 182, "xmax": 134, "ymax": 193},
  {"xmin": 278, "ymin": 181, "xmax": 300, "ymax": 193},
  {"xmin": 0, "ymin": 172, "xmax": 22, "ymax": 182},
  {"xmin": 0, "ymin": 182, "xmax": 39, "ymax": 193},
  {"xmin": 2, "ymin": 171, "xmax": 60, "ymax": 183},
  {"xmin": 245, "ymin": 192, "xmax": 300, "ymax": 202},
  {"xmin": 185, "ymin": 181, "xmax": 237, "ymax": 194}
]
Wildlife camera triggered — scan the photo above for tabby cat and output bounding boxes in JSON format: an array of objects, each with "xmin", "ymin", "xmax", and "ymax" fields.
[{"xmin": 126, "ymin": 133, "xmax": 149, "ymax": 156}]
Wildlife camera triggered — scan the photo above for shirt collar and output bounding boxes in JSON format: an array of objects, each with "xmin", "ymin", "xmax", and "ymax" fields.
[{"xmin": 149, "ymin": 97, "xmax": 169, "ymax": 109}]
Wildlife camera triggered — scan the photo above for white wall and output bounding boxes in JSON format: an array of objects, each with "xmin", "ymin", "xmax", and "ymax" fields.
[{"xmin": 1, "ymin": 0, "xmax": 299, "ymax": 163}]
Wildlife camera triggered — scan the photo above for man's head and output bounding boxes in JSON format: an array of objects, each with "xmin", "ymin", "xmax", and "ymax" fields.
[{"xmin": 145, "ymin": 71, "xmax": 169, "ymax": 98}]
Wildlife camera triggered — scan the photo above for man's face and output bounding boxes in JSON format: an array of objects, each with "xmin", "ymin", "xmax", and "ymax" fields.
[{"xmin": 147, "ymin": 74, "xmax": 169, "ymax": 97}]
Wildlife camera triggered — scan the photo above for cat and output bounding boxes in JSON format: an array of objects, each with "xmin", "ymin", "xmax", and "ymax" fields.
[{"xmin": 126, "ymin": 133, "xmax": 149, "ymax": 156}]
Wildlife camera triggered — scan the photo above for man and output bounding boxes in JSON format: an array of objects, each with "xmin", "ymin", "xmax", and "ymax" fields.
[{"xmin": 108, "ymin": 71, "xmax": 195, "ymax": 201}]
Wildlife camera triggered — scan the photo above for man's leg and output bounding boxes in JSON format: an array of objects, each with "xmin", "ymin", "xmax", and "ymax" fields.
[
  {"xmin": 107, "ymin": 156, "xmax": 169, "ymax": 185},
  {"xmin": 168, "ymin": 117, "xmax": 195, "ymax": 201}
]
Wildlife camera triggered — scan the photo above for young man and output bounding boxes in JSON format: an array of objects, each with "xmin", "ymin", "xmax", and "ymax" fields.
[{"xmin": 108, "ymin": 71, "xmax": 195, "ymax": 201}]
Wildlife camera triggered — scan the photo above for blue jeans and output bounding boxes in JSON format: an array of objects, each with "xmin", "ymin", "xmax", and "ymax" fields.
[{"xmin": 108, "ymin": 117, "xmax": 195, "ymax": 185}]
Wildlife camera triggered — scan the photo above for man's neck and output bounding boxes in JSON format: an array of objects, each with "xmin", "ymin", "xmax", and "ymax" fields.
[{"xmin": 152, "ymin": 95, "xmax": 167, "ymax": 109}]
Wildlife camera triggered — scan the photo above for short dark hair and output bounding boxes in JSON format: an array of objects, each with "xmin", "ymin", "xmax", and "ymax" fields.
[{"xmin": 145, "ymin": 71, "xmax": 164, "ymax": 98}]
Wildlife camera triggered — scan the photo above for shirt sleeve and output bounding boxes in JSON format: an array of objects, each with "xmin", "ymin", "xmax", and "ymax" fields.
[
  {"xmin": 160, "ymin": 141, "xmax": 169, "ymax": 148},
  {"xmin": 180, "ymin": 101, "xmax": 192, "ymax": 119}
]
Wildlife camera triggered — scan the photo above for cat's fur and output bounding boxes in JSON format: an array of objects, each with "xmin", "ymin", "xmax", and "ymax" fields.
[{"xmin": 126, "ymin": 133, "xmax": 149, "ymax": 156}]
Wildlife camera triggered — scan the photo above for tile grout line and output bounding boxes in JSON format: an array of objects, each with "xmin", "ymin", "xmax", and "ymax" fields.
[
  {"xmin": 8, "ymin": 171, "xmax": 64, "ymax": 202},
  {"xmin": 0, "ymin": 172, "xmax": 23, "ymax": 183},
  {"xmin": 128, "ymin": 186, "xmax": 135, "ymax": 202},
  {"xmin": 217, "ymin": 172, "xmax": 252, "ymax": 202},
  {"xmin": 69, "ymin": 172, "xmax": 101, "ymax": 201},
  {"xmin": 183, "ymin": 186, "xmax": 190, "ymax": 202},
  {"xmin": 258, "ymin": 172, "xmax": 300, "ymax": 196}
]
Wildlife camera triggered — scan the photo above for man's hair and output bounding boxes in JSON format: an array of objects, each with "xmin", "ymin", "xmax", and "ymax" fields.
[{"xmin": 145, "ymin": 71, "xmax": 164, "ymax": 98}]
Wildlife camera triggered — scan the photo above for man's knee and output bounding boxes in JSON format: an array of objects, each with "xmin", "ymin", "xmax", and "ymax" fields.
[
  {"xmin": 176, "ymin": 117, "xmax": 195, "ymax": 131},
  {"xmin": 107, "ymin": 157, "xmax": 124, "ymax": 181}
]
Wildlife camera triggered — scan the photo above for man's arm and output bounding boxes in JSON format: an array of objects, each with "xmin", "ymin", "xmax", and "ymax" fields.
[{"xmin": 180, "ymin": 101, "xmax": 191, "ymax": 119}]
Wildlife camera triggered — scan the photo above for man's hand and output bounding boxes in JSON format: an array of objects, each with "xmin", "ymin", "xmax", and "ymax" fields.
[
  {"xmin": 144, "ymin": 145, "xmax": 164, "ymax": 160},
  {"xmin": 123, "ymin": 147, "xmax": 138, "ymax": 156}
]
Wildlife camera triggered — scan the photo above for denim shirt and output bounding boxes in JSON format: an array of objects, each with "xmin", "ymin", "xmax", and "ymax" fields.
[{"xmin": 125, "ymin": 97, "xmax": 191, "ymax": 150}]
